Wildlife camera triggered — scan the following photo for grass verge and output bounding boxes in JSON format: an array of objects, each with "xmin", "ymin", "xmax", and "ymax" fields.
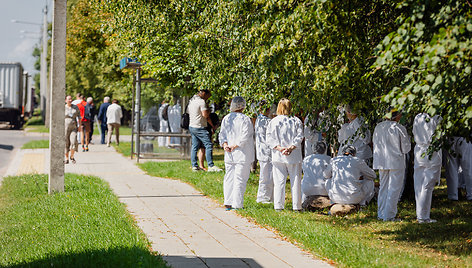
[
  {"xmin": 0, "ymin": 174, "xmax": 167, "ymax": 267},
  {"xmin": 113, "ymin": 141, "xmax": 180, "ymax": 158},
  {"xmin": 135, "ymin": 149, "xmax": 472, "ymax": 267},
  {"xmin": 21, "ymin": 140, "xmax": 49, "ymax": 149}
]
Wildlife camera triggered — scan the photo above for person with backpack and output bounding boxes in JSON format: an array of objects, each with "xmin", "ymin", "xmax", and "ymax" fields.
[
  {"xmin": 76, "ymin": 95, "xmax": 91, "ymax": 152},
  {"xmin": 158, "ymin": 101, "xmax": 170, "ymax": 147}
]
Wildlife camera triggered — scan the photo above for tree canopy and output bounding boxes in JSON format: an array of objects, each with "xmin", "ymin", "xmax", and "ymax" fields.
[{"xmin": 65, "ymin": 0, "xmax": 472, "ymax": 145}]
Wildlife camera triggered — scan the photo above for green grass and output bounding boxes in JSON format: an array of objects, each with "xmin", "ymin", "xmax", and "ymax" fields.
[
  {"xmin": 0, "ymin": 174, "xmax": 167, "ymax": 267},
  {"xmin": 21, "ymin": 140, "xmax": 49, "ymax": 149},
  {"xmin": 136, "ymin": 150, "xmax": 472, "ymax": 267},
  {"xmin": 113, "ymin": 142, "xmax": 181, "ymax": 158},
  {"xmin": 24, "ymin": 123, "xmax": 132, "ymax": 135},
  {"xmin": 24, "ymin": 116, "xmax": 44, "ymax": 126},
  {"xmin": 25, "ymin": 125, "xmax": 49, "ymax": 133}
]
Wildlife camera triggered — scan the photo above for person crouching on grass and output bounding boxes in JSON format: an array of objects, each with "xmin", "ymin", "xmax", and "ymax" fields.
[{"xmin": 219, "ymin": 96, "xmax": 255, "ymax": 211}]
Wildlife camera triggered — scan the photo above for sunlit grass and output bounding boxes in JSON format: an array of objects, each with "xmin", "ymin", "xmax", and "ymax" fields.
[
  {"xmin": 21, "ymin": 140, "xmax": 49, "ymax": 149},
  {"xmin": 135, "ymin": 149, "xmax": 472, "ymax": 267},
  {"xmin": 0, "ymin": 174, "xmax": 167, "ymax": 267}
]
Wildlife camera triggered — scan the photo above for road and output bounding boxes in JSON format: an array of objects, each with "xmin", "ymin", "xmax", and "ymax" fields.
[{"xmin": 0, "ymin": 125, "xmax": 44, "ymax": 177}]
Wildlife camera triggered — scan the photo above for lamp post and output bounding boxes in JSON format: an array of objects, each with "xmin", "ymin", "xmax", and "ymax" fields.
[{"xmin": 11, "ymin": 6, "xmax": 49, "ymax": 125}]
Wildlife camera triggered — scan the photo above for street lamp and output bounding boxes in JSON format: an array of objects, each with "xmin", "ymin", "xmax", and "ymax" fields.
[{"xmin": 11, "ymin": 6, "xmax": 49, "ymax": 125}]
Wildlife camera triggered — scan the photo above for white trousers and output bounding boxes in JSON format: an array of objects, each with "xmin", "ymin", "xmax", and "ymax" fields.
[
  {"xmin": 414, "ymin": 164, "xmax": 441, "ymax": 220},
  {"xmin": 445, "ymin": 143, "xmax": 472, "ymax": 200},
  {"xmin": 224, "ymin": 162, "xmax": 251, "ymax": 209},
  {"xmin": 256, "ymin": 161, "xmax": 273, "ymax": 203},
  {"xmin": 378, "ymin": 169, "xmax": 405, "ymax": 220},
  {"xmin": 272, "ymin": 162, "xmax": 302, "ymax": 210}
]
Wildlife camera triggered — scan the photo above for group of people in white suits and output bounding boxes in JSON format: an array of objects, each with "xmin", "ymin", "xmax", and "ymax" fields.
[
  {"xmin": 157, "ymin": 101, "xmax": 182, "ymax": 147},
  {"xmin": 218, "ymin": 97, "xmax": 470, "ymax": 223}
]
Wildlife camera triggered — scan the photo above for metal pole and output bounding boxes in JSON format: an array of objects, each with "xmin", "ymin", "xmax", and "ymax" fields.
[
  {"xmin": 40, "ymin": 5, "xmax": 48, "ymax": 123},
  {"xmin": 130, "ymin": 74, "xmax": 136, "ymax": 159},
  {"xmin": 48, "ymin": 0, "xmax": 66, "ymax": 194},
  {"xmin": 135, "ymin": 68, "xmax": 141, "ymax": 163}
]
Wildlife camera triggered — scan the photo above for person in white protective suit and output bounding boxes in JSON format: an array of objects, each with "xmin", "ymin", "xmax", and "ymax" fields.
[
  {"xmin": 373, "ymin": 110, "xmax": 411, "ymax": 221},
  {"xmin": 266, "ymin": 98, "xmax": 304, "ymax": 211},
  {"xmin": 444, "ymin": 137, "xmax": 472, "ymax": 200},
  {"xmin": 338, "ymin": 105, "xmax": 372, "ymax": 163},
  {"xmin": 219, "ymin": 96, "xmax": 255, "ymax": 210},
  {"xmin": 324, "ymin": 145, "xmax": 376, "ymax": 205},
  {"xmin": 413, "ymin": 113, "xmax": 442, "ymax": 223},
  {"xmin": 304, "ymin": 110, "xmax": 328, "ymax": 157},
  {"xmin": 168, "ymin": 101, "xmax": 182, "ymax": 145},
  {"xmin": 255, "ymin": 103, "xmax": 274, "ymax": 203},
  {"xmin": 158, "ymin": 102, "xmax": 170, "ymax": 147},
  {"xmin": 302, "ymin": 141, "xmax": 331, "ymax": 202}
]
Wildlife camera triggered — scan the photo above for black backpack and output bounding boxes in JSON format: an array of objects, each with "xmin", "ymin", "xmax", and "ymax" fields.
[
  {"xmin": 162, "ymin": 104, "xmax": 169, "ymax": 121},
  {"xmin": 84, "ymin": 103, "xmax": 93, "ymax": 121},
  {"xmin": 181, "ymin": 103, "xmax": 190, "ymax": 129}
]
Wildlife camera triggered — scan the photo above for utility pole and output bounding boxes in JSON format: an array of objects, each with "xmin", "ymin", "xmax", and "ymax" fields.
[
  {"xmin": 48, "ymin": 0, "xmax": 67, "ymax": 194},
  {"xmin": 40, "ymin": 5, "xmax": 49, "ymax": 125}
]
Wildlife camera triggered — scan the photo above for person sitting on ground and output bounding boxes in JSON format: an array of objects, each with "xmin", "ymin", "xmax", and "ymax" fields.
[
  {"xmin": 219, "ymin": 96, "xmax": 255, "ymax": 210},
  {"xmin": 301, "ymin": 141, "xmax": 331, "ymax": 202},
  {"xmin": 324, "ymin": 145, "xmax": 376, "ymax": 206}
]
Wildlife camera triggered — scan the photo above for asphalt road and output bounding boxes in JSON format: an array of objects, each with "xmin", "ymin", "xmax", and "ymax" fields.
[{"xmin": 0, "ymin": 124, "xmax": 43, "ymax": 177}]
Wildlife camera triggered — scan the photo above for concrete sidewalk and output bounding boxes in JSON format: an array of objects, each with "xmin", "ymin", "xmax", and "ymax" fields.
[{"xmin": 4, "ymin": 145, "xmax": 331, "ymax": 268}]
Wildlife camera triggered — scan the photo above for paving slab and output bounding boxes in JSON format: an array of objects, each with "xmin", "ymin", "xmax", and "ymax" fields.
[{"xmin": 4, "ymin": 144, "xmax": 331, "ymax": 268}]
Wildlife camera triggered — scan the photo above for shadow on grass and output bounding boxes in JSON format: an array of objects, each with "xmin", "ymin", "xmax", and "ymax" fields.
[{"xmin": 6, "ymin": 246, "xmax": 167, "ymax": 268}]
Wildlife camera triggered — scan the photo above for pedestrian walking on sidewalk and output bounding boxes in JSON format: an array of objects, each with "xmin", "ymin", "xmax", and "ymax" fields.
[
  {"xmin": 98, "ymin": 97, "xmax": 111, "ymax": 144},
  {"xmin": 65, "ymin": 95, "xmax": 80, "ymax": 164},
  {"xmin": 106, "ymin": 99, "xmax": 123, "ymax": 147},
  {"xmin": 219, "ymin": 96, "xmax": 254, "ymax": 210}
]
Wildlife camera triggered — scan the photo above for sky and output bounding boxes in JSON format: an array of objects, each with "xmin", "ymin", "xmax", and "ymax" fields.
[{"xmin": 0, "ymin": 0, "xmax": 52, "ymax": 76}]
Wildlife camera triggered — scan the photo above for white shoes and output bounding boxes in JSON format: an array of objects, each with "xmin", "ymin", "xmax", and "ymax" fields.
[
  {"xmin": 207, "ymin": 166, "xmax": 223, "ymax": 172},
  {"xmin": 418, "ymin": 219, "xmax": 437, "ymax": 224}
]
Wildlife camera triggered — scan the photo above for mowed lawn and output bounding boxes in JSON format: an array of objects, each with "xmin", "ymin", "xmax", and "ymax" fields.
[
  {"xmin": 0, "ymin": 174, "xmax": 167, "ymax": 267},
  {"xmin": 134, "ymin": 148, "xmax": 472, "ymax": 267}
]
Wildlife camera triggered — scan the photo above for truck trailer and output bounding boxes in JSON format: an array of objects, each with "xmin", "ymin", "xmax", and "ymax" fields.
[{"xmin": 0, "ymin": 62, "xmax": 24, "ymax": 129}]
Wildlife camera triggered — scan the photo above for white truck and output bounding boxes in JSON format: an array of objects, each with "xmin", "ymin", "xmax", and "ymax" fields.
[{"xmin": 0, "ymin": 62, "xmax": 25, "ymax": 129}]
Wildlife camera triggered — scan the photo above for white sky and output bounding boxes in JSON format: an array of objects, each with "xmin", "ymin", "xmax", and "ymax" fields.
[{"xmin": 0, "ymin": 0, "xmax": 52, "ymax": 75}]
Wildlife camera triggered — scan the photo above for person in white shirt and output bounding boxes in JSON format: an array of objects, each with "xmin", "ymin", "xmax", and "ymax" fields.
[
  {"xmin": 106, "ymin": 99, "xmax": 123, "ymax": 147},
  {"xmin": 219, "ymin": 96, "xmax": 254, "ymax": 210},
  {"xmin": 255, "ymin": 103, "xmax": 273, "ymax": 204},
  {"xmin": 158, "ymin": 102, "xmax": 170, "ymax": 147},
  {"xmin": 373, "ymin": 110, "xmax": 411, "ymax": 221},
  {"xmin": 324, "ymin": 145, "xmax": 376, "ymax": 206},
  {"xmin": 413, "ymin": 113, "xmax": 442, "ymax": 223},
  {"xmin": 338, "ymin": 105, "xmax": 372, "ymax": 163},
  {"xmin": 302, "ymin": 141, "xmax": 331, "ymax": 201},
  {"xmin": 168, "ymin": 101, "xmax": 182, "ymax": 145},
  {"xmin": 444, "ymin": 137, "xmax": 472, "ymax": 201},
  {"xmin": 266, "ymin": 98, "xmax": 304, "ymax": 211},
  {"xmin": 304, "ymin": 111, "xmax": 328, "ymax": 157}
]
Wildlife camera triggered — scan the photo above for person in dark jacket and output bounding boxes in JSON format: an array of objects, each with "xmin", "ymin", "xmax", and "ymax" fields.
[{"xmin": 97, "ymin": 96, "xmax": 111, "ymax": 144}]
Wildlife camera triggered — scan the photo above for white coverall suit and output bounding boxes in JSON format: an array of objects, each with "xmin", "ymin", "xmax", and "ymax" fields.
[
  {"xmin": 324, "ymin": 155, "xmax": 376, "ymax": 205},
  {"xmin": 302, "ymin": 154, "xmax": 331, "ymax": 200},
  {"xmin": 168, "ymin": 103, "xmax": 181, "ymax": 145},
  {"xmin": 266, "ymin": 115, "xmax": 304, "ymax": 210},
  {"xmin": 158, "ymin": 103, "xmax": 170, "ymax": 147},
  {"xmin": 219, "ymin": 112, "xmax": 255, "ymax": 209},
  {"xmin": 373, "ymin": 120, "xmax": 411, "ymax": 221},
  {"xmin": 304, "ymin": 113, "xmax": 324, "ymax": 156},
  {"xmin": 338, "ymin": 117, "xmax": 372, "ymax": 162},
  {"xmin": 255, "ymin": 114, "xmax": 273, "ymax": 203},
  {"xmin": 413, "ymin": 113, "xmax": 442, "ymax": 221},
  {"xmin": 444, "ymin": 137, "xmax": 472, "ymax": 200}
]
